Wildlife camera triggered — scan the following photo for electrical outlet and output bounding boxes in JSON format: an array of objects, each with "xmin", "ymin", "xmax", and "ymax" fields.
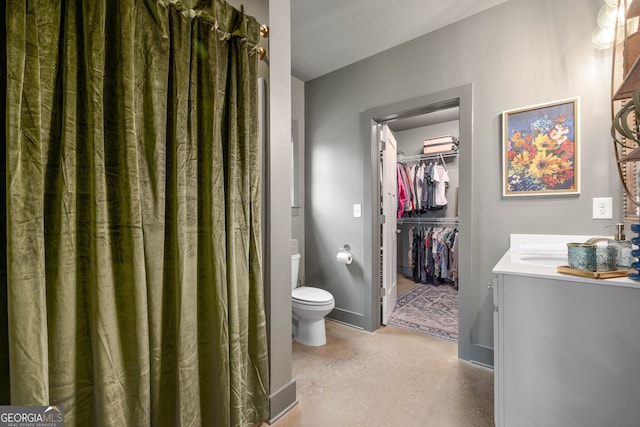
[{"xmin": 592, "ymin": 197, "xmax": 613, "ymax": 219}]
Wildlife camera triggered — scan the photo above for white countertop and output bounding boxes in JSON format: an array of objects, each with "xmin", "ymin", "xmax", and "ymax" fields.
[{"xmin": 492, "ymin": 234, "xmax": 640, "ymax": 290}]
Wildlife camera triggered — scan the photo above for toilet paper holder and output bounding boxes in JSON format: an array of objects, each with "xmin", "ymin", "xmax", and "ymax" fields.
[
  {"xmin": 336, "ymin": 244, "xmax": 353, "ymax": 265},
  {"xmin": 338, "ymin": 244, "xmax": 351, "ymax": 253}
]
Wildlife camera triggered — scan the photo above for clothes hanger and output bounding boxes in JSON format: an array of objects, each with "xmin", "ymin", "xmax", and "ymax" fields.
[{"xmin": 438, "ymin": 153, "xmax": 448, "ymax": 172}]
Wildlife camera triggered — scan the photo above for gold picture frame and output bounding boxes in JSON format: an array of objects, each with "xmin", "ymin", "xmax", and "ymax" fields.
[{"xmin": 502, "ymin": 97, "xmax": 579, "ymax": 197}]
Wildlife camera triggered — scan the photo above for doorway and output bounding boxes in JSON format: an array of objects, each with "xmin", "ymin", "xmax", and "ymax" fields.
[
  {"xmin": 361, "ymin": 84, "xmax": 473, "ymax": 361},
  {"xmin": 378, "ymin": 106, "xmax": 460, "ymax": 334},
  {"xmin": 380, "ymin": 109, "xmax": 460, "ymax": 343}
]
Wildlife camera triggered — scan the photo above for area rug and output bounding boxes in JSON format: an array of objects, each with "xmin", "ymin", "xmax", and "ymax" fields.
[{"xmin": 388, "ymin": 283, "xmax": 458, "ymax": 341}]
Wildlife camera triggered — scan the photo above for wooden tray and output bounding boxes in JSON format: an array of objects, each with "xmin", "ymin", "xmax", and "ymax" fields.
[{"xmin": 557, "ymin": 265, "xmax": 633, "ymax": 279}]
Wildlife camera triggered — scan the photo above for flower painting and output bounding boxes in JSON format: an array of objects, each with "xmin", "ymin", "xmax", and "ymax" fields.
[{"xmin": 502, "ymin": 98, "xmax": 579, "ymax": 196}]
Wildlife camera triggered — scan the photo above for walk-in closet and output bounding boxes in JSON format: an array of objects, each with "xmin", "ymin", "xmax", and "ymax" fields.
[{"xmin": 380, "ymin": 107, "xmax": 460, "ymax": 343}]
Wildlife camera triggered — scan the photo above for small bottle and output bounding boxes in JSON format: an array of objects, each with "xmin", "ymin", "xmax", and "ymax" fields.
[{"xmin": 612, "ymin": 223, "xmax": 633, "ymax": 270}]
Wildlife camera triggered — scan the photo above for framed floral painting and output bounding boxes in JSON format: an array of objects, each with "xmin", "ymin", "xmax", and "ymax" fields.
[{"xmin": 502, "ymin": 97, "xmax": 579, "ymax": 197}]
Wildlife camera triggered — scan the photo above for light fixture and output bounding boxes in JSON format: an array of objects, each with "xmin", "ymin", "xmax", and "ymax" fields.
[
  {"xmin": 598, "ymin": 4, "xmax": 619, "ymax": 29},
  {"xmin": 593, "ymin": 26, "xmax": 615, "ymax": 49},
  {"xmin": 593, "ymin": 1, "xmax": 627, "ymax": 49}
]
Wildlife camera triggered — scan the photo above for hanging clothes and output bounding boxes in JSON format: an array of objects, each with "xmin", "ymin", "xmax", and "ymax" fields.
[
  {"xmin": 412, "ymin": 163, "xmax": 425, "ymax": 212},
  {"xmin": 403, "ymin": 163, "xmax": 416, "ymax": 212},
  {"xmin": 397, "ymin": 162, "xmax": 418, "ymax": 217},
  {"xmin": 397, "ymin": 164, "xmax": 407, "ymax": 218},
  {"xmin": 422, "ymin": 163, "xmax": 435, "ymax": 211},
  {"xmin": 407, "ymin": 226, "xmax": 458, "ymax": 287},
  {"xmin": 432, "ymin": 164, "xmax": 450, "ymax": 207},
  {"xmin": 398, "ymin": 159, "xmax": 450, "ymax": 216}
]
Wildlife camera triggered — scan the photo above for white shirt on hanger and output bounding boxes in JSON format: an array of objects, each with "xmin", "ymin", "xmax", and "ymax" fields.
[{"xmin": 432, "ymin": 164, "xmax": 449, "ymax": 206}]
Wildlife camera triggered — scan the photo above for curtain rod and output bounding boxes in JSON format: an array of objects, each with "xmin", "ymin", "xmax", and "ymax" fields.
[{"xmin": 174, "ymin": 5, "xmax": 269, "ymax": 60}]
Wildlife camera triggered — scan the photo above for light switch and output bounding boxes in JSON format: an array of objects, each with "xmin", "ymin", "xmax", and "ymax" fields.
[{"xmin": 353, "ymin": 204, "xmax": 362, "ymax": 218}]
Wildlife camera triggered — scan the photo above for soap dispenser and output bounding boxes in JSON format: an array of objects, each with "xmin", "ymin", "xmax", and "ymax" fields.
[{"xmin": 612, "ymin": 223, "xmax": 633, "ymax": 270}]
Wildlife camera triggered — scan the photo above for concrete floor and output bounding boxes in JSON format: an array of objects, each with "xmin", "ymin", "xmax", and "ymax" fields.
[{"xmin": 266, "ymin": 320, "xmax": 494, "ymax": 427}]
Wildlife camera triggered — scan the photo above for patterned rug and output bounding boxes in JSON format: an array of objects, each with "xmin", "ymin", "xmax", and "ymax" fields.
[{"xmin": 388, "ymin": 283, "xmax": 458, "ymax": 341}]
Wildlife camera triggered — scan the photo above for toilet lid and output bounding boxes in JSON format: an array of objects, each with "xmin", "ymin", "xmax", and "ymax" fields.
[{"xmin": 292, "ymin": 286, "xmax": 333, "ymax": 304}]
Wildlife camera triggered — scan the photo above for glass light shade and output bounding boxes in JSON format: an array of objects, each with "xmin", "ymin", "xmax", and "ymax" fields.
[
  {"xmin": 604, "ymin": 0, "xmax": 619, "ymax": 7},
  {"xmin": 592, "ymin": 26, "xmax": 615, "ymax": 49},
  {"xmin": 598, "ymin": 4, "xmax": 619, "ymax": 29}
]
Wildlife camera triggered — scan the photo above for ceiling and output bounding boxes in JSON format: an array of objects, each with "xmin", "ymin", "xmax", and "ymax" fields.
[
  {"xmin": 291, "ymin": 0, "xmax": 510, "ymax": 82},
  {"xmin": 386, "ymin": 106, "xmax": 459, "ymax": 133}
]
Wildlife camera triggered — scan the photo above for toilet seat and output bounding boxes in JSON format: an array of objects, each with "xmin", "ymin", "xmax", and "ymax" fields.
[{"xmin": 292, "ymin": 286, "xmax": 333, "ymax": 306}]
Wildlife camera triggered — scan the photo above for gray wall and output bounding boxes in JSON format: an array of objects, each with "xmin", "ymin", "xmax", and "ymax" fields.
[
  {"xmin": 265, "ymin": 0, "xmax": 296, "ymax": 421},
  {"xmin": 305, "ymin": 0, "xmax": 620, "ymax": 364},
  {"xmin": 292, "ymin": 77, "xmax": 306, "ymax": 282}
]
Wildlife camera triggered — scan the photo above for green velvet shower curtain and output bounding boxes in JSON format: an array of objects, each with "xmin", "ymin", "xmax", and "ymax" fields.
[{"xmin": 2, "ymin": 1, "xmax": 269, "ymax": 425}]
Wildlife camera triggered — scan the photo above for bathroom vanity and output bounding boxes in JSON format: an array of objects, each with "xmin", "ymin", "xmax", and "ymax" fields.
[{"xmin": 492, "ymin": 235, "xmax": 640, "ymax": 427}]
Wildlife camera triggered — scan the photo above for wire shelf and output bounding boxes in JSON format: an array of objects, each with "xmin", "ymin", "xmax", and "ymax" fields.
[{"xmin": 397, "ymin": 217, "xmax": 458, "ymax": 225}]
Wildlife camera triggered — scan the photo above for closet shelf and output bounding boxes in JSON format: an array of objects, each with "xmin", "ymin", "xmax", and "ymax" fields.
[
  {"xmin": 398, "ymin": 217, "xmax": 458, "ymax": 225},
  {"xmin": 397, "ymin": 151, "xmax": 458, "ymax": 163}
]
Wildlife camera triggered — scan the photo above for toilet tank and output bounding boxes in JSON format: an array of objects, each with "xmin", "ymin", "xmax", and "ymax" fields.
[{"xmin": 291, "ymin": 253, "xmax": 300, "ymax": 289}]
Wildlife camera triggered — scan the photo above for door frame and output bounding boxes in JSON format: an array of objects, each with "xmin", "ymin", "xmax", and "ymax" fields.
[{"xmin": 360, "ymin": 84, "xmax": 474, "ymax": 361}]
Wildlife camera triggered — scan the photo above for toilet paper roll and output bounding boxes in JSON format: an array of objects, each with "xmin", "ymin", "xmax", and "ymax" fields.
[{"xmin": 336, "ymin": 251, "xmax": 352, "ymax": 264}]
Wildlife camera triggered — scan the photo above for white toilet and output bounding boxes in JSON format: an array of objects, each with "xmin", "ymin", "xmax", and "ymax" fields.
[{"xmin": 291, "ymin": 253, "xmax": 335, "ymax": 346}]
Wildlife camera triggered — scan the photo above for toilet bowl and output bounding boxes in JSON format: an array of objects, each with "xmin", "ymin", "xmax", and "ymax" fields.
[{"xmin": 291, "ymin": 253, "xmax": 335, "ymax": 346}]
